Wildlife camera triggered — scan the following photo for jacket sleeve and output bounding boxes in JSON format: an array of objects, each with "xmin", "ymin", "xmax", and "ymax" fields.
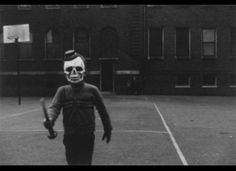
[
  {"xmin": 48, "ymin": 87, "xmax": 64, "ymax": 122},
  {"xmin": 93, "ymin": 86, "xmax": 113, "ymax": 131}
]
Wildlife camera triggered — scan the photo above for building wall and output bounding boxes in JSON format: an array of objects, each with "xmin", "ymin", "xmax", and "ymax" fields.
[
  {"xmin": 143, "ymin": 5, "xmax": 236, "ymax": 95},
  {"xmin": 0, "ymin": 5, "xmax": 141, "ymax": 96},
  {"xmin": 0, "ymin": 5, "xmax": 235, "ymax": 96}
]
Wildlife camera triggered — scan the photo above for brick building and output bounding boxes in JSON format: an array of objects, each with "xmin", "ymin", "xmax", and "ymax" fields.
[{"xmin": 0, "ymin": 5, "xmax": 235, "ymax": 96}]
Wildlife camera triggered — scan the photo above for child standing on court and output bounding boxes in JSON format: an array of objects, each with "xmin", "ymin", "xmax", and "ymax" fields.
[{"xmin": 43, "ymin": 50, "xmax": 113, "ymax": 165}]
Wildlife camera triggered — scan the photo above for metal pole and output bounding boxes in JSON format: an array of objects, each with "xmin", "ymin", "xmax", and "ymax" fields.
[
  {"xmin": 142, "ymin": 5, "xmax": 147, "ymax": 95},
  {"xmin": 16, "ymin": 38, "xmax": 21, "ymax": 105}
]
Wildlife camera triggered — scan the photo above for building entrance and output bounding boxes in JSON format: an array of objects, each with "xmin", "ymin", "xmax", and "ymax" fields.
[{"xmin": 100, "ymin": 60, "xmax": 114, "ymax": 92}]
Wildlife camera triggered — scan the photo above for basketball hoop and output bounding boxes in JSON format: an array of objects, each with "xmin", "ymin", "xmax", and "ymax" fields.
[
  {"xmin": 2, "ymin": 24, "xmax": 29, "ymax": 105},
  {"xmin": 7, "ymin": 35, "xmax": 19, "ymax": 41}
]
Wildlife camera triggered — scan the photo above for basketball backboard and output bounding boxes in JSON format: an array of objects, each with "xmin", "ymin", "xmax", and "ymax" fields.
[{"xmin": 3, "ymin": 24, "xmax": 30, "ymax": 43}]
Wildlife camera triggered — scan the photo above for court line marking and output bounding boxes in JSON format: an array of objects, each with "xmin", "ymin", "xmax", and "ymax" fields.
[
  {"xmin": 0, "ymin": 129, "xmax": 168, "ymax": 134},
  {"xmin": 153, "ymin": 103, "xmax": 188, "ymax": 166},
  {"xmin": 0, "ymin": 108, "xmax": 40, "ymax": 120}
]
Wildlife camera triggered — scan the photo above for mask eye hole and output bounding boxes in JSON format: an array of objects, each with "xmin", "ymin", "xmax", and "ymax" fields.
[
  {"xmin": 66, "ymin": 67, "xmax": 73, "ymax": 73},
  {"xmin": 76, "ymin": 67, "xmax": 83, "ymax": 72}
]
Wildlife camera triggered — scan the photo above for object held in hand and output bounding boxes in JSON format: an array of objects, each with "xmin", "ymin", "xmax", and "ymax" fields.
[{"xmin": 40, "ymin": 98, "xmax": 57, "ymax": 139}]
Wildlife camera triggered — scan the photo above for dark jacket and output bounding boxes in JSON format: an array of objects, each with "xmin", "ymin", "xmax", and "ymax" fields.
[{"xmin": 48, "ymin": 82, "xmax": 112, "ymax": 135}]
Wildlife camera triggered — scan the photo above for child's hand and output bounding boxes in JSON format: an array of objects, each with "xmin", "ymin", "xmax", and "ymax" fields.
[
  {"xmin": 43, "ymin": 118, "xmax": 54, "ymax": 129},
  {"xmin": 102, "ymin": 130, "xmax": 112, "ymax": 144}
]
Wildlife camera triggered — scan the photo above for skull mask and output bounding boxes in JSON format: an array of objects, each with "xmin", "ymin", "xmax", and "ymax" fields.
[{"xmin": 64, "ymin": 56, "xmax": 85, "ymax": 84}]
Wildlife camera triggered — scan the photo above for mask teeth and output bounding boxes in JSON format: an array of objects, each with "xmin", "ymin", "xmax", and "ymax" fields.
[{"xmin": 66, "ymin": 74, "xmax": 84, "ymax": 83}]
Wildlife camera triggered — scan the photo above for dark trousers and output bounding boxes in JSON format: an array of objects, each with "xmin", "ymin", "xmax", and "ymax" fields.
[{"xmin": 63, "ymin": 132, "xmax": 95, "ymax": 165}]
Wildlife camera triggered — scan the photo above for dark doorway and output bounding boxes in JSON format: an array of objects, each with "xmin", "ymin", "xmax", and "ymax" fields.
[{"xmin": 100, "ymin": 60, "xmax": 113, "ymax": 91}]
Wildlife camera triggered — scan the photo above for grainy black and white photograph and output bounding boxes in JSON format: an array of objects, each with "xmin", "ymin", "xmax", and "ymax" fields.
[{"xmin": 0, "ymin": 4, "xmax": 236, "ymax": 165}]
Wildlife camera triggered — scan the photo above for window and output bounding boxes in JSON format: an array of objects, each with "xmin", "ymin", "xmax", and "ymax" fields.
[
  {"xmin": 100, "ymin": 27, "xmax": 118, "ymax": 58},
  {"xmin": 230, "ymin": 27, "xmax": 236, "ymax": 58},
  {"xmin": 175, "ymin": 27, "xmax": 190, "ymax": 58},
  {"xmin": 19, "ymin": 32, "xmax": 33, "ymax": 59},
  {"xmin": 229, "ymin": 74, "xmax": 236, "ymax": 88},
  {"xmin": 175, "ymin": 75, "xmax": 191, "ymax": 88},
  {"xmin": 100, "ymin": 5, "xmax": 117, "ymax": 8},
  {"xmin": 202, "ymin": 29, "xmax": 217, "ymax": 58},
  {"xmin": 74, "ymin": 28, "xmax": 90, "ymax": 58},
  {"xmin": 202, "ymin": 74, "xmax": 217, "ymax": 88},
  {"xmin": 17, "ymin": 5, "xmax": 32, "ymax": 10},
  {"xmin": 45, "ymin": 28, "xmax": 61, "ymax": 59},
  {"xmin": 148, "ymin": 27, "xmax": 164, "ymax": 59},
  {"xmin": 74, "ymin": 5, "xmax": 89, "ymax": 8},
  {"xmin": 45, "ymin": 5, "xmax": 60, "ymax": 9},
  {"xmin": 0, "ymin": 32, "xmax": 4, "ymax": 60}
]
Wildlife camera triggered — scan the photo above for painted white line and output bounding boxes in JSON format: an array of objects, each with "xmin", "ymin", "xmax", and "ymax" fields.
[
  {"xmin": 105, "ymin": 130, "xmax": 168, "ymax": 134},
  {"xmin": 154, "ymin": 103, "xmax": 188, "ymax": 166},
  {"xmin": 0, "ymin": 108, "xmax": 40, "ymax": 120},
  {"xmin": 0, "ymin": 129, "xmax": 168, "ymax": 134}
]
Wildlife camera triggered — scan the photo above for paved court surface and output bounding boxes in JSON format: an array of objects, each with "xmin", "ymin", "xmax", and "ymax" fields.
[{"xmin": 0, "ymin": 95, "xmax": 236, "ymax": 165}]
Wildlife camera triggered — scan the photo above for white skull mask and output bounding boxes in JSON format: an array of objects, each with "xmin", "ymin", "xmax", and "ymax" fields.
[{"xmin": 63, "ymin": 57, "xmax": 85, "ymax": 83}]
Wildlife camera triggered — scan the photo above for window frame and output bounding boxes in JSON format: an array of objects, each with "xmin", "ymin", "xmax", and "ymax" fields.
[
  {"xmin": 202, "ymin": 74, "xmax": 218, "ymax": 88},
  {"xmin": 100, "ymin": 26, "xmax": 119, "ymax": 58},
  {"xmin": 201, "ymin": 28, "xmax": 217, "ymax": 59},
  {"xmin": 230, "ymin": 27, "xmax": 236, "ymax": 59},
  {"xmin": 175, "ymin": 75, "xmax": 191, "ymax": 88},
  {"xmin": 73, "ymin": 28, "xmax": 91, "ymax": 59},
  {"xmin": 175, "ymin": 27, "xmax": 191, "ymax": 59},
  {"xmin": 229, "ymin": 74, "xmax": 236, "ymax": 88},
  {"xmin": 44, "ymin": 28, "xmax": 61, "ymax": 60},
  {"xmin": 147, "ymin": 27, "xmax": 164, "ymax": 60}
]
